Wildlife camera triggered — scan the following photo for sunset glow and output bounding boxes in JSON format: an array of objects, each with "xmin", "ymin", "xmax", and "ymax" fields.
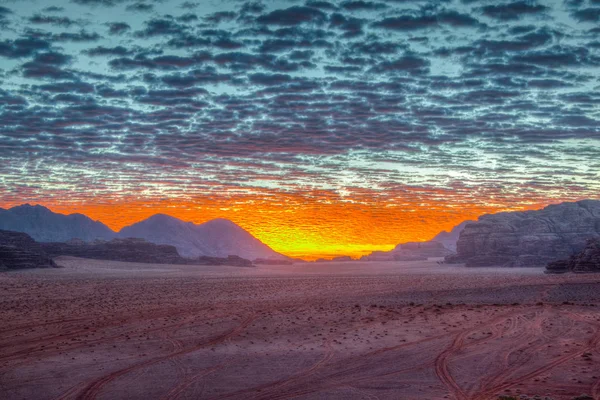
[{"xmin": 1, "ymin": 0, "xmax": 599, "ymax": 259}]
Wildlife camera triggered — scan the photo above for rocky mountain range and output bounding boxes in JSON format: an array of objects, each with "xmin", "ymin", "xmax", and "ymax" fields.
[
  {"xmin": 446, "ymin": 200, "xmax": 600, "ymax": 268},
  {"xmin": 0, "ymin": 204, "xmax": 114, "ymax": 242},
  {"xmin": 0, "ymin": 205, "xmax": 287, "ymax": 261}
]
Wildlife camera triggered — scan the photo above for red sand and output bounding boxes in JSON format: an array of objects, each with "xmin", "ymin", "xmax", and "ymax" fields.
[{"xmin": 1, "ymin": 257, "xmax": 600, "ymax": 400}]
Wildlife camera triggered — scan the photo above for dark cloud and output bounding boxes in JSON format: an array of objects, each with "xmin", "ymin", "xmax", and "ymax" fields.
[
  {"xmin": 249, "ymin": 72, "xmax": 293, "ymax": 86},
  {"xmin": 29, "ymin": 14, "xmax": 76, "ymax": 27},
  {"xmin": 341, "ymin": 1, "xmax": 387, "ymax": 11},
  {"xmin": 371, "ymin": 55, "xmax": 430, "ymax": 74},
  {"xmin": 256, "ymin": 6, "xmax": 327, "ymax": 26},
  {"xmin": 204, "ymin": 11, "xmax": 236, "ymax": 23},
  {"xmin": 136, "ymin": 18, "xmax": 187, "ymax": 37},
  {"xmin": 372, "ymin": 10, "xmax": 480, "ymax": 31},
  {"xmin": 54, "ymin": 30, "xmax": 101, "ymax": 42},
  {"xmin": 126, "ymin": 2, "xmax": 153, "ymax": 12},
  {"xmin": 0, "ymin": 36, "xmax": 51, "ymax": 58},
  {"xmin": 177, "ymin": 13, "xmax": 198, "ymax": 23},
  {"xmin": 571, "ymin": 7, "xmax": 600, "ymax": 21},
  {"xmin": 481, "ymin": 1, "xmax": 549, "ymax": 21},
  {"xmin": 329, "ymin": 13, "xmax": 365, "ymax": 37},
  {"xmin": 84, "ymin": 46, "xmax": 133, "ymax": 56},
  {"xmin": 107, "ymin": 22, "xmax": 131, "ymax": 35},
  {"xmin": 305, "ymin": 1, "xmax": 337, "ymax": 10},
  {"xmin": 109, "ymin": 52, "xmax": 211, "ymax": 70}
]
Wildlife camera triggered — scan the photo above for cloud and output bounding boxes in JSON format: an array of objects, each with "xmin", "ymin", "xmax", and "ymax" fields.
[
  {"xmin": 571, "ymin": 7, "xmax": 600, "ymax": 21},
  {"xmin": 481, "ymin": 1, "xmax": 549, "ymax": 21},
  {"xmin": 0, "ymin": 37, "xmax": 51, "ymax": 58},
  {"xmin": 256, "ymin": 6, "xmax": 327, "ymax": 26},
  {"xmin": 107, "ymin": 22, "xmax": 131, "ymax": 35},
  {"xmin": 341, "ymin": 1, "xmax": 387, "ymax": 11},
  {"xmin": 84, "ymin": 45, "xmax": 133, "ymax": 56},
  {"xmin": 29, "ymin": 14, "xmax": 77, "ymax": 27}
]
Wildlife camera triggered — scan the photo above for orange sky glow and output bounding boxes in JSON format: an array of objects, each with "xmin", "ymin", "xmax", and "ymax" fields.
[{"xmin": 0, "ymin": 189, "xmax": 574, "ymax": 260}]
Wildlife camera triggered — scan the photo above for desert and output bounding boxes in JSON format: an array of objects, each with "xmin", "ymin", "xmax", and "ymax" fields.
[{"xmin": 1, "ymin": 257, "xmax": 600, "ymax": 400}]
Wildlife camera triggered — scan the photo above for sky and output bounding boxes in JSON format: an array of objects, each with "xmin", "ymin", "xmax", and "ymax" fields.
[{"xmin": 0, "ymin": 0, "xmax": 599, "ymax": 259}]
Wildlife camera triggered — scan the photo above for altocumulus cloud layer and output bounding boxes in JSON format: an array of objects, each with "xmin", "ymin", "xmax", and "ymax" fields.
[{"xmin": 0, "ymin": 0, "xmax": 599, "ymax": 257}]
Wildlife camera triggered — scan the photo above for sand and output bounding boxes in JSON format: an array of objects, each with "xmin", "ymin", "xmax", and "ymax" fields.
[{"xmin": 1, "ymin": 257, "xmax": 600, "ymax": 400}]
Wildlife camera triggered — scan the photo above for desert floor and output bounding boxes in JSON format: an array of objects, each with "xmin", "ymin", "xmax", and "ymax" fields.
[{"xmin": 1, "ymin": 258, "xmax": 600, "ymax": 400}]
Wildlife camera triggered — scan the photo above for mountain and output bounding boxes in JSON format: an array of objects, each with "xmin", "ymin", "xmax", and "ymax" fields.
[
  {"xmin": 0, "ymin": 204, "xmax": 115, "ymax": 242},
  {"xmin": 432, "ymin": 220, "xmax": 473, "ymax": 251},
  {"xmin": 118, "ymin": 214, "xmax": 288, "ymax": 260},
  {"xmin": 445, "ymin": 200, "xmax": 600, "ymax": 268}
]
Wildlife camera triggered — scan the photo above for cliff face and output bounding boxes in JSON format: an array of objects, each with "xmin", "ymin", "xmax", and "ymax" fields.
[
  {"xmin": 446, "ymin": 200, "xmax": 600, "ymax": 267},
  {"xmin": 546, "ymin": 238, "xmax": 600, "ymax": 273},
  {"xmin": 0, "ymin": 230, "xmax": 57, "ymax": 270}
]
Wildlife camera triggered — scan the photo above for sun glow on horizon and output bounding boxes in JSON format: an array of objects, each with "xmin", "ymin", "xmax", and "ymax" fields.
[{"xmin": 0, "ymin": 193, "xmax": 582, "ymax": 261}]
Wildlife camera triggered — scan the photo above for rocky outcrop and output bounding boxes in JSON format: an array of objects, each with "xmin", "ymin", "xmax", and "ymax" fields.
[
  {"xmin": 546, "ymin": 238, "xmax": 600, "ymax": 273},
  {"xmin": 446, "ymin": 200, "xmax": 600, "ymax": 268},
  {"xmin": 361, "ymin": 241, "xmax": 452, "ymax": 261},
  {"xmin": 41, "ymin": 238, "xmax": 185, "ymax": 264},
  {"xmin": 41, "ymin": 238, "xmax": 255, "ymax": 267},
  {"xmin": 0, "ymin": 230, "xmax": 57, "ymax": 270},
  {"xmin": 432, "ymin": 221, "xmax": 473, "ymax": 251},
  {"xmin": 0, "ymin": 204, "xmax": 115, "ymax": 242}
]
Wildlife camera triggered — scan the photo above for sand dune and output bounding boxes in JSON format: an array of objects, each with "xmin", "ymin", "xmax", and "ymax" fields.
[{"xmin": 1, "ymin": 258, "xmax": 600, "ymax": 400}]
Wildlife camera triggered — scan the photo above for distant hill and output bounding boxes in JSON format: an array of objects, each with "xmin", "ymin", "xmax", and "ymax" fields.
[
  {"xmin": 118, "ymin": 214, "xmax": 288, "ymax": 260},
  {"xmin": 432, "ymin": 220, "xmax": 473, "ymax": 251},
  {"xmin": 361, "ymin": 241, "xmax": 452, "ymax": 261},
  {"xmin": 0, "ymin": 204, "xmax": 115, "ymax": 242}
]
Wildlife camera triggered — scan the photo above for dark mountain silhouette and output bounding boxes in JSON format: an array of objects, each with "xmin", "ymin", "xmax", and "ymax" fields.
[
  {"xmin": 118, "ymin": 214, "xmax": 288, "ymax": 260},
  {"xmin": 0, "ymin": 204, "xmax": 115, "ymax": 242}
]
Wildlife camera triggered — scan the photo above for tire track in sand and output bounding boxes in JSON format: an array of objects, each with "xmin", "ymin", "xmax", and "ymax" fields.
[{"xmin": 73, "ymin": 314, "xmax": 256, "ymax": 400}]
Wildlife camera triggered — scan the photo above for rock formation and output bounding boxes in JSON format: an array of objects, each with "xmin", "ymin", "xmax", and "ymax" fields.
[
  {"xmin": 0, "ymin": 230, "xmax": 57, "ymax": 270},
  {"xmin": 432, "ymin": 220, "xmax": 473, "ymax": 251},
  {"xmin": 118, "ymin": 214, "xmax": 289, "ymax": 260},
  {"xmin": 0, "ymin": 204, "xmax": 115, "ymax": 242},
  {"xmin": 41, "ymin": 238, "xmax": 185, "ymax": 264},
  {"xmin": 546, "ymin": 238, "xmax": 600, "ymax": 273},
  {"xmin": 446, "ymin": 200, "xmax": 600, "ymax": 267},
  {"xmin": 1, "ymin": 205, "xmax": 289, "ymax": 261},
  {"xmin": 41, "ymin": 238, "xmax": 255, "ymax": 267},
  {"xmin": 361, "ymin": 241, "xmax": 452, "ymax": 262}
]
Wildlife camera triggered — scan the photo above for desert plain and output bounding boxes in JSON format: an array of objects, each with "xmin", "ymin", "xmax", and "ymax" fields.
[{"xmin": 1, "ymin": 258, "xmax": 600, "ymax": 400}]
